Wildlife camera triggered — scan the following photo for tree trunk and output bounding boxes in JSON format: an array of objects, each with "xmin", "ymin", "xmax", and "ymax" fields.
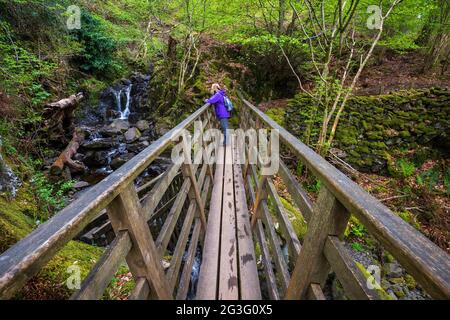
[
  {"xmin": 44, "ymin": 92, "xmax": 84, "ymax": 143},
  {"xmin": 279, "ymin": 0, "xmax": 286, "ymax": 34},
  {"xmin": 50, "ymin": 128, "xmax": 86, "ymax": 176}
]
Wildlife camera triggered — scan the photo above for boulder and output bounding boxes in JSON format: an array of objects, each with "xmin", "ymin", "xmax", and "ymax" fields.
[
  {"xmin": 82, "ymin": 138, "xmax": 118, "ymax": 150},
  {"xmin": 111, "ymin": 153, "xmax": 136, "ymax": 170},
  {"xmin": 127, "ymin": 141, "xmax": 150, "ymax": 153},
  {"xmin": 99, "ymin": 126, "xmax": 122, "ymax": 137},
  {"xmin": 73, "ymin": 181, "xmax": 90, "ymax": 189},
  {"xmin": 109, "ymin": 119, "xmax": 130, "ymax": 133},
  {"xmin": 94, "ymin": 150, "xmax": 113, "ymax": 166},
  {"xmin": 124, "ymin": 127, "xmax": 141, "ymax": 143},
  {"xmin": 136, "ymin": 120, "xmax": 150, "ymax": 131}
]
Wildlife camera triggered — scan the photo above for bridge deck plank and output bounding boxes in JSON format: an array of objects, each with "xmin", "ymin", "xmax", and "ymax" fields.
[{"xmin": 197, "ymin": 146, "xmax": 225, "ymax": 299}]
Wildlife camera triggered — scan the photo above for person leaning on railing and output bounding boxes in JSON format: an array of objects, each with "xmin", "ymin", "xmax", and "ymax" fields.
[{"xmin": 205, "ymin": 83, "xmax": 231, "ymax": 146}]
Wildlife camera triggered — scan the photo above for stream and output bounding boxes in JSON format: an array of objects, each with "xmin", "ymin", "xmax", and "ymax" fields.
[{"xmin": 66, "ymin": 72, "xmax": 201, "ymax": 298}]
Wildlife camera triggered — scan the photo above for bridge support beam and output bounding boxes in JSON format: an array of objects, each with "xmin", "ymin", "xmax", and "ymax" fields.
[
  {"xmin": 107, "ymin": 183, "xmax": 172, "ymax": 300},
  {"xmin": 285, "ymin": 186, "xmax": 349, "ymax": 299}
]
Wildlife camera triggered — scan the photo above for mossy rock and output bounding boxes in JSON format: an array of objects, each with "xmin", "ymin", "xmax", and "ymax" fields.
[
  {"xmin": 280, "ymin": 197, "xmax": 307, "ymax": 240},
  {"xmin": 0, "ymin": 186, "xmax": 37, "ymax": 253},
  {"xmin": 1, "ymin": 186, "xmax": 103, "ymax": 299},
  {"xmin": 388, "ymin": 277, "xmax": 405, "ymax": 285},
  {"xmin": 355, "ymin": 262, "xmax": 393, "ymax": 300},
  {"xmin": 404, "ymin": 274, "xmax": 417, "ymax": 290}
]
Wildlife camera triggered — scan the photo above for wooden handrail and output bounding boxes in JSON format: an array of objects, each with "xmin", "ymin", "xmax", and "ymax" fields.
[
  {"xmin": 0, "ymin": 103, "xmax": 211, "ymax": 299},
  {"xmin": 238, "ymin": 92, "xmax": 450, "ymax": 299}
]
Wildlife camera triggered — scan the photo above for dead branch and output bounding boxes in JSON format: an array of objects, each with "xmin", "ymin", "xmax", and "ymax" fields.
[{"xmin": 50, "ymin": 127, "xmax": 86, "ymax": 176}]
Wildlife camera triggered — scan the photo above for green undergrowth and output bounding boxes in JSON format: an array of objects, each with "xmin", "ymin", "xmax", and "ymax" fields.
[
  {"xmin": 0, "ymin": 185, "xmax": 104, "ymax": 299},
  {"xmin": 265, "ymin": 108, "xmax": 285, "ymax": 126}
]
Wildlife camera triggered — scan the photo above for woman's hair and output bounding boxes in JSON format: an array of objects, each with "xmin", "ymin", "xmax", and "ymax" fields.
[{"xmin": 211, "ymin": 83, "xmax": 221, "ymax": 94}]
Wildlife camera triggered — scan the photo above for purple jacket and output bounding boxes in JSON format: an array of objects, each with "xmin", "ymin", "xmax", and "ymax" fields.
[{"xmin": 206, "ymin": 90, "xmax": 230, "ymax": 119}]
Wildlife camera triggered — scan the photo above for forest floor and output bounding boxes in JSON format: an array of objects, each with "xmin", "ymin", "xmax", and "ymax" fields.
[
  {"xmin": 356, "ymin": 49, "xmax": 450, "ymax": 95},
  {"xmin": 253, "ymin": 49, "xmax": 450, "ymax": 253}
]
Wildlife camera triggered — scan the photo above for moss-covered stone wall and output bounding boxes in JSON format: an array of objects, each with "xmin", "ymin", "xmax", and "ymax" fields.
[{"xmin": 285, "ymin": 88, "xmax": 450, "ymax": 172}]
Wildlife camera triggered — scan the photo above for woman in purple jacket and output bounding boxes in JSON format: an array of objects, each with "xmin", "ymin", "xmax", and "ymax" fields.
[{"xmin": 205, "ymin": 83, "xmax": 230, "ymax": 146}]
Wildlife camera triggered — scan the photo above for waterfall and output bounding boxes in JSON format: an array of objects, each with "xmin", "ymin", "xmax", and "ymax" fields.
[
  {"xmin": 121, "ymin": 84, "xmax": 132, "ymax": 120},
  {"xmin": 0, "ymin": 153, "xmax": 20, "ymax": 198},
  {"xmin": 112, "ymin": 84, "xmax": 133, "ymax": 120}
]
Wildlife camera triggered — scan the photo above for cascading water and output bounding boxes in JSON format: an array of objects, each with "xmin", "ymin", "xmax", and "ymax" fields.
[
  {"xmin": 0, "ymin": 153, "xmax": 20, "ymax": 198},
  {"xmin": 112, "ymin": 84, "xmax": 133, "ymax": 120}
]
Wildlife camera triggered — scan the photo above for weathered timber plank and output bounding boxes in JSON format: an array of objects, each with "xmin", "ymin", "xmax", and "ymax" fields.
[
  {"xmin": 247, "ymin": 174, "xmax": 279, "ymax": 300},
  {"xmin": 141, "ymin": 162, "xmax": 182, "ymax": 220},
  {"xmin": 285, "ymin": 186, "xmax": 349, "ymax": 299},
  {"xmin": 71, "ymin": 231, "xmax": 132, "ymax": 300},
  {"xmin": 324, "ymin": 236, "xmax": 380, "ymax": 300},
  {"xmin": 256, "ymin": 219, "xmax": 280, "ymax": 300},
  {"xmin": 183, "ymin": 163, "xmax": 207, "ymax": 231},
  {"xmin": 176, "ymin": 219, "xmax": 202, "ymax": 300},
  {"xmin": 0, "ymin": 103, "xmax": 210, "ymax": 299},
  {"xmin": 156, "ymin": 179, "xmax": 190, "ymax": 255},
  {"xmin": 167, "ymin": 201, "xmax": 196, "ymax": 292},
  {"xmin": 248, "ymin": 162, "xmax": 290, "ymax": 294},
  {"xmin": 239, "ymin": 95, "xmax": 450, "ymax": 299},
  {"xmin": 232, "ymin": 136, "xmax": 262, "ymax": 300},
  {"xmin": 107, "ymin": 184, "xmax": 172, "ymax": 299},
  {"xmin": 197, "ymin": 146, "xmax": 225, "ymax": 300},
  {"xmin": 218, "ymin": 143, "xmax": 239, "ymax": 300},
  {"xmin": 168, "ymin": 172, "xmax": 211, "ymax": 293},
  {"xmin": 136, "ymin": 171, "xmax": 164, "ymax": 194},
  {"xmin": 156, "ymin": 155, "xmax": 207, "ymax": 256},
  {"xmin": 306, "ymin": 284, "xmax": 326, "ymax": 300},
  {"xmin": 266, "ymin": 178, "xmax": 301, "ymax": 260},
  {"xmin": 278, "ymin": 161, "xmax": 313, "ymax": 222},
  {"xmin": 129, "ymin": 277, "xmax": 150, "ymax": 300}
]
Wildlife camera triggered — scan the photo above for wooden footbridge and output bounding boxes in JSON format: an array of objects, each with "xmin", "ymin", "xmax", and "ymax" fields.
[{"xmin": 0, "ymin": 94, "xmax": 449, "ymax": 300}]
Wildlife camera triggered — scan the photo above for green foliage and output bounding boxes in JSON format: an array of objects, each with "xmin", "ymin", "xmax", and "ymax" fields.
[
  {"xmin": 304, "ymin": 179, "xmax": 321, "ymax": 193},
  {"xmin": 398, "ymin": 210, "xmax": 421, "ymax": 230},
  {"xmin": 30, "ymin": 172, "xmax": 74, "ymax": 222},
  {"xmin": 397, "ymin": 159, "xmax": 416, "ymax": 178},
  {"xmin": 416, "ymin": 165, "xmax": 440, "ymax": 191},
  {"xmin": 351, "ymin": 223, "xmax": 365, "ymax": 238},
  {"xmin": 387, "ymin": 157, "xmax": 416, "ymax": 178},
  {"xmin": 0, "ymin": 21, "xmax": 57, "ymax": 95},
  {"xmin": 346, "ymin": 216, "xmax": 366, "ymax": 239},
  {"xmin": 445, "ymin": 168, "xmax": 450, "ymax": 195},
  {"xmin": 351, "ymin": 242, "xmax": 364, "ymax": 252},
  {"xmin": 265, "ymin": 108, "xmax": 285, "ymax": 126},
  {"xmin": 71, "ymin": 10, "xmax": 117, "ymax": 73}
]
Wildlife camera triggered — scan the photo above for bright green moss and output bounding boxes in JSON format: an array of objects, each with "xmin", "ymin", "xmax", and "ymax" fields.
[
  {"xmin": 355, "ymin": 262, "xmax": 393, "ymax": 300},
  {"xmin": 280, "ymin": 197, "xmax": 307, "ymax": 240}
]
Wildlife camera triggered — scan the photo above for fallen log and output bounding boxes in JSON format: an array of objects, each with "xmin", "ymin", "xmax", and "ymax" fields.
[
  {"xmin": 44, "ymin": 92, "xmax": 85, "ymax": 112},
  {"xmin": 50, "ymin": 127, "xmax": 86, "ymax": 176},
  {"xmin": 44, "ymin": 92, "xmax": 85, "ymax": 143}
]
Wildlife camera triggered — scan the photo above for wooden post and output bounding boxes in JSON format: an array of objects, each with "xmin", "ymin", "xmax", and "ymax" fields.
[
  {"xmin": 107, "ymin": 184, "xmax": 172, "ymax": 300},
  {"xmin": 180, "ymin": 133, "xmax": 207, "ymax": 231},
  {"xmin": 203, "ymin": 113, "xmax": 215, "ymax": 179},
  {"xmin": 250, "ymin": 175, "xmax": 268, "ymax": 229},
  {"xmin": 285, "ymin": 186, "xmax": 350, "ymax": 299}
]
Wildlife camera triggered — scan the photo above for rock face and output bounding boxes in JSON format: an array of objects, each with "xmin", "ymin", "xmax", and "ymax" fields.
[
  {"xmin": 124, "ymin": 127, "xmax": 141, "ymax": 143},
  {"xmin": 286, "ymin": 88, "xmax": 450, "ymax": 173},
  {"xmin": 136, "ymin": 120, "xmax": 150, "ymax": 131}
]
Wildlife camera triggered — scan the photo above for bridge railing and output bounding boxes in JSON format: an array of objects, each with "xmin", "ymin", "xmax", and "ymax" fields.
[
  {"xmin": 238, "ymin": 93, "xmax": 450, "ymax": 300},
  {"xmin": 0, "ymin": 104, "xmax": 217, "ymax": 300}
]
